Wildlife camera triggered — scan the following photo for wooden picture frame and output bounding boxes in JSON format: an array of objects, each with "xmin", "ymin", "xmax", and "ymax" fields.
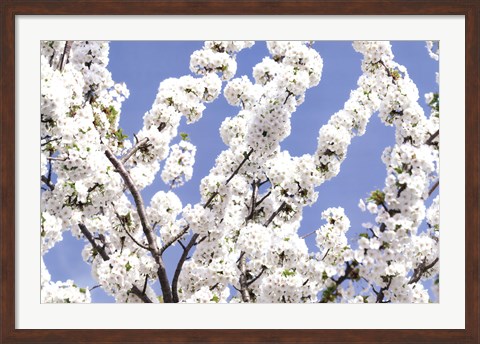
[{"xmin": 1, "ymin": 1, "xmax": 478, "ymax": 343}]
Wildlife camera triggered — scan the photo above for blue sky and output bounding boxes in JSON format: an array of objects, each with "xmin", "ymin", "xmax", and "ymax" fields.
[{"xmin": 44, "ymin": 41, "xmax": 439, "ymax": 302}]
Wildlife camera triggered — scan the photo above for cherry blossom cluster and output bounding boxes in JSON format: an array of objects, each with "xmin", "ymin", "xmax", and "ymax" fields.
[
  {"xmin": 161, "ymin": 140, "xmax": 197, "ymax": 188},
  {"xmin": 41, "ymin": 40, "xmax": 254, "ymax": 303},
  {"xmin": 349, "ymin": 41, "xmax": 440, "ymax": 303},
  {"xmin": 127, "ymin": 41, "xmax": 253, "ymax": 191},
  {"xmin": 190, "ymin": 41, "xmax": 254, "ymax": 81},
  {"xmin": 426, "ymin": 41, "xmax": 440, "ymax": 61},
  {"xmin": 40, "ymin": 40, "xmax": 439, "ymax": 304},
  {"xmin": 41, "ymin": 40, "xmax": 131, "ymax": 303},
  {"xmin": 177, "ymin": 42, "xmax": 366, "ymax": 303},
  {"xmin": 315, "ymin": 208, "xmax": 354, "ymax": 278}
]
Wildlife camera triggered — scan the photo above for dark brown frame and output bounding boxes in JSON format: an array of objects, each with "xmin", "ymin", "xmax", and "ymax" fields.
[{"xmin": 1, "ymin": 1, "xmax": 478, "ymax": 343}]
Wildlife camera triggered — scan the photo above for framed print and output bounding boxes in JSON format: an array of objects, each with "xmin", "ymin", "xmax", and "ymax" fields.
[{"xmin": 1, "ymin": 1, "xmax": 479, "ymax": 343}]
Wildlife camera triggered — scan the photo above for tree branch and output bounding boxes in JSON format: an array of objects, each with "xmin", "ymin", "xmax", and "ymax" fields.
[
  {"xmin": 378, "ymin": 59, "xmax": 397, "ymax": 85},
  {"xmin": 375, "ymin": 276, "xmax": 393, "ymax": 303},
  {"xmin": 245, "ymin": 181, "xmax": 257, "ymax": 222},
  {"xmin": 264, "ymin": 201, "xmax": 287, "ymax": 227},
  {"xmin": 77, "ymin": 222, "xmax": 151, "ymax": 302},
  {"xmin": 203, "ymin": 191, "xmax": 219, "ymax": 209},
  {"xmin": 331, "ymin": 262, "xmax": 354, "ymax": 287},
  {"xmin": 130, "ymin": 285, "xmax": 153, "ymax": 303},
  {"xmin": 41, "ymin": 175, "xmax": 55, "ymax": 191},
  {"xmin": 250, "ymin": 181, "xmax": 256, "ymax": 220},
  {"xmin": 238, "ymin": 251, "xmax": 250, "ymax": 302},
  {"xmin": 408, "ymin": 257, "xmax": 439, "ymax": 285},
  {"xmin": 59, "ymin": 41, "xmax": 73, "ymax": 72},
  {"xmin": 320, "ymin": 262, "xmax": 356, "ymax": 303},
  {"xmin": 78, "ymin": 223, "xmax": 110, "ymax": 261},
  {"xmin": 104, "ymin": 145, "xmax": 173, "ymax": 303},
  {"xmin": 171, "ymin": 233, "xmax": 199, "ymax": 303},
  {"xmin": 425, "ymin": 130, "xmax": 439, "ymax": 146},
  {"xmin": 169, "ymin": 147, "xmax": 256, "ymax": 300}
]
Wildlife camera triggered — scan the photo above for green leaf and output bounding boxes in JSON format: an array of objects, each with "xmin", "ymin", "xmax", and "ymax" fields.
[
  {"xmin": 282, "ymin": 269, "xmax": 295, "ymax": 277},
  {"xmin": 125, "ymin": 262, "xmax": 132, "ymax": 272},
  {"xmin": 367, "ymin": 190, "xmax": 385, "ymax": 205},
  {"xmin": 180, "ymin": 132, "xmax": 189, "ymax": 141},
  {"xmin": 210, "ymin": 295, "xmax": 220, "ymax": 303}
]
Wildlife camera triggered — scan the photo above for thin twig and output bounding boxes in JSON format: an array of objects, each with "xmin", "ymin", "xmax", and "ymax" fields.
[
  {"xmin": 258, "ymin": 178, "xmax": 270, "ymax": 187},
  {"xmin": 321, "ymin": 248, "xmax": 330, "ymax": 261},
  {"xmin": 178, "ymin": 240, "xmax": 186, "ymax": 251},
  {"xmin": 160, "ymin": 225, "xmax": 190, "ymax": 255},
  {"xmin": 428, "ymin": 180, "xmax": 439, "ymax": 197},
  {"xmin": 120, "ymin": 137, "xmax": 150, "ymax": 164},
  {"xmin": 113, "ymin": 209, "xmax": 150, "ymax": 250},
  {"xmin": 301, "ymin": 229, "xmax": 317, "ymax": 239},
  {"xmin": 142, "ymin": 274, "xmax": 149, "ymax": 295},
  {"xmin": 78, "ymin": 223, "xmax": 151, "ymax": 303},
  {"xmin": 246, "ymin": 266, "xmax": 267, "ymax": 287},
  {"xmin": 225, "ymin": 148, "xmax": 254, "ymax": 185},
  {"xmin": 236, "ymin": 251, "xmax": 246, "ymax": 264},
  {"xmin": 41, "ymin": 136, "xmax": 61, "ymax": 146},
  {"xmin": 47, "ymin": 152, "xmax": 53, "ymax": 185},
  {"xmin": 283, "ymin": 90, "xmax": 293, "ymax": 105},
  {"xmin": 47, "ymin": 156, "xmax": 67, "ymax": 161},
  {"xmin": 255, "ymin": 191, "xmax": 271, "ymax": 208}
]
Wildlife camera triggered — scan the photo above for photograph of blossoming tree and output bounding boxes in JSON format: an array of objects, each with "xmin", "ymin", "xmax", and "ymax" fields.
[{"xmin": 41, "ymin": 41, "xmax": 439, "ymax": 303}]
